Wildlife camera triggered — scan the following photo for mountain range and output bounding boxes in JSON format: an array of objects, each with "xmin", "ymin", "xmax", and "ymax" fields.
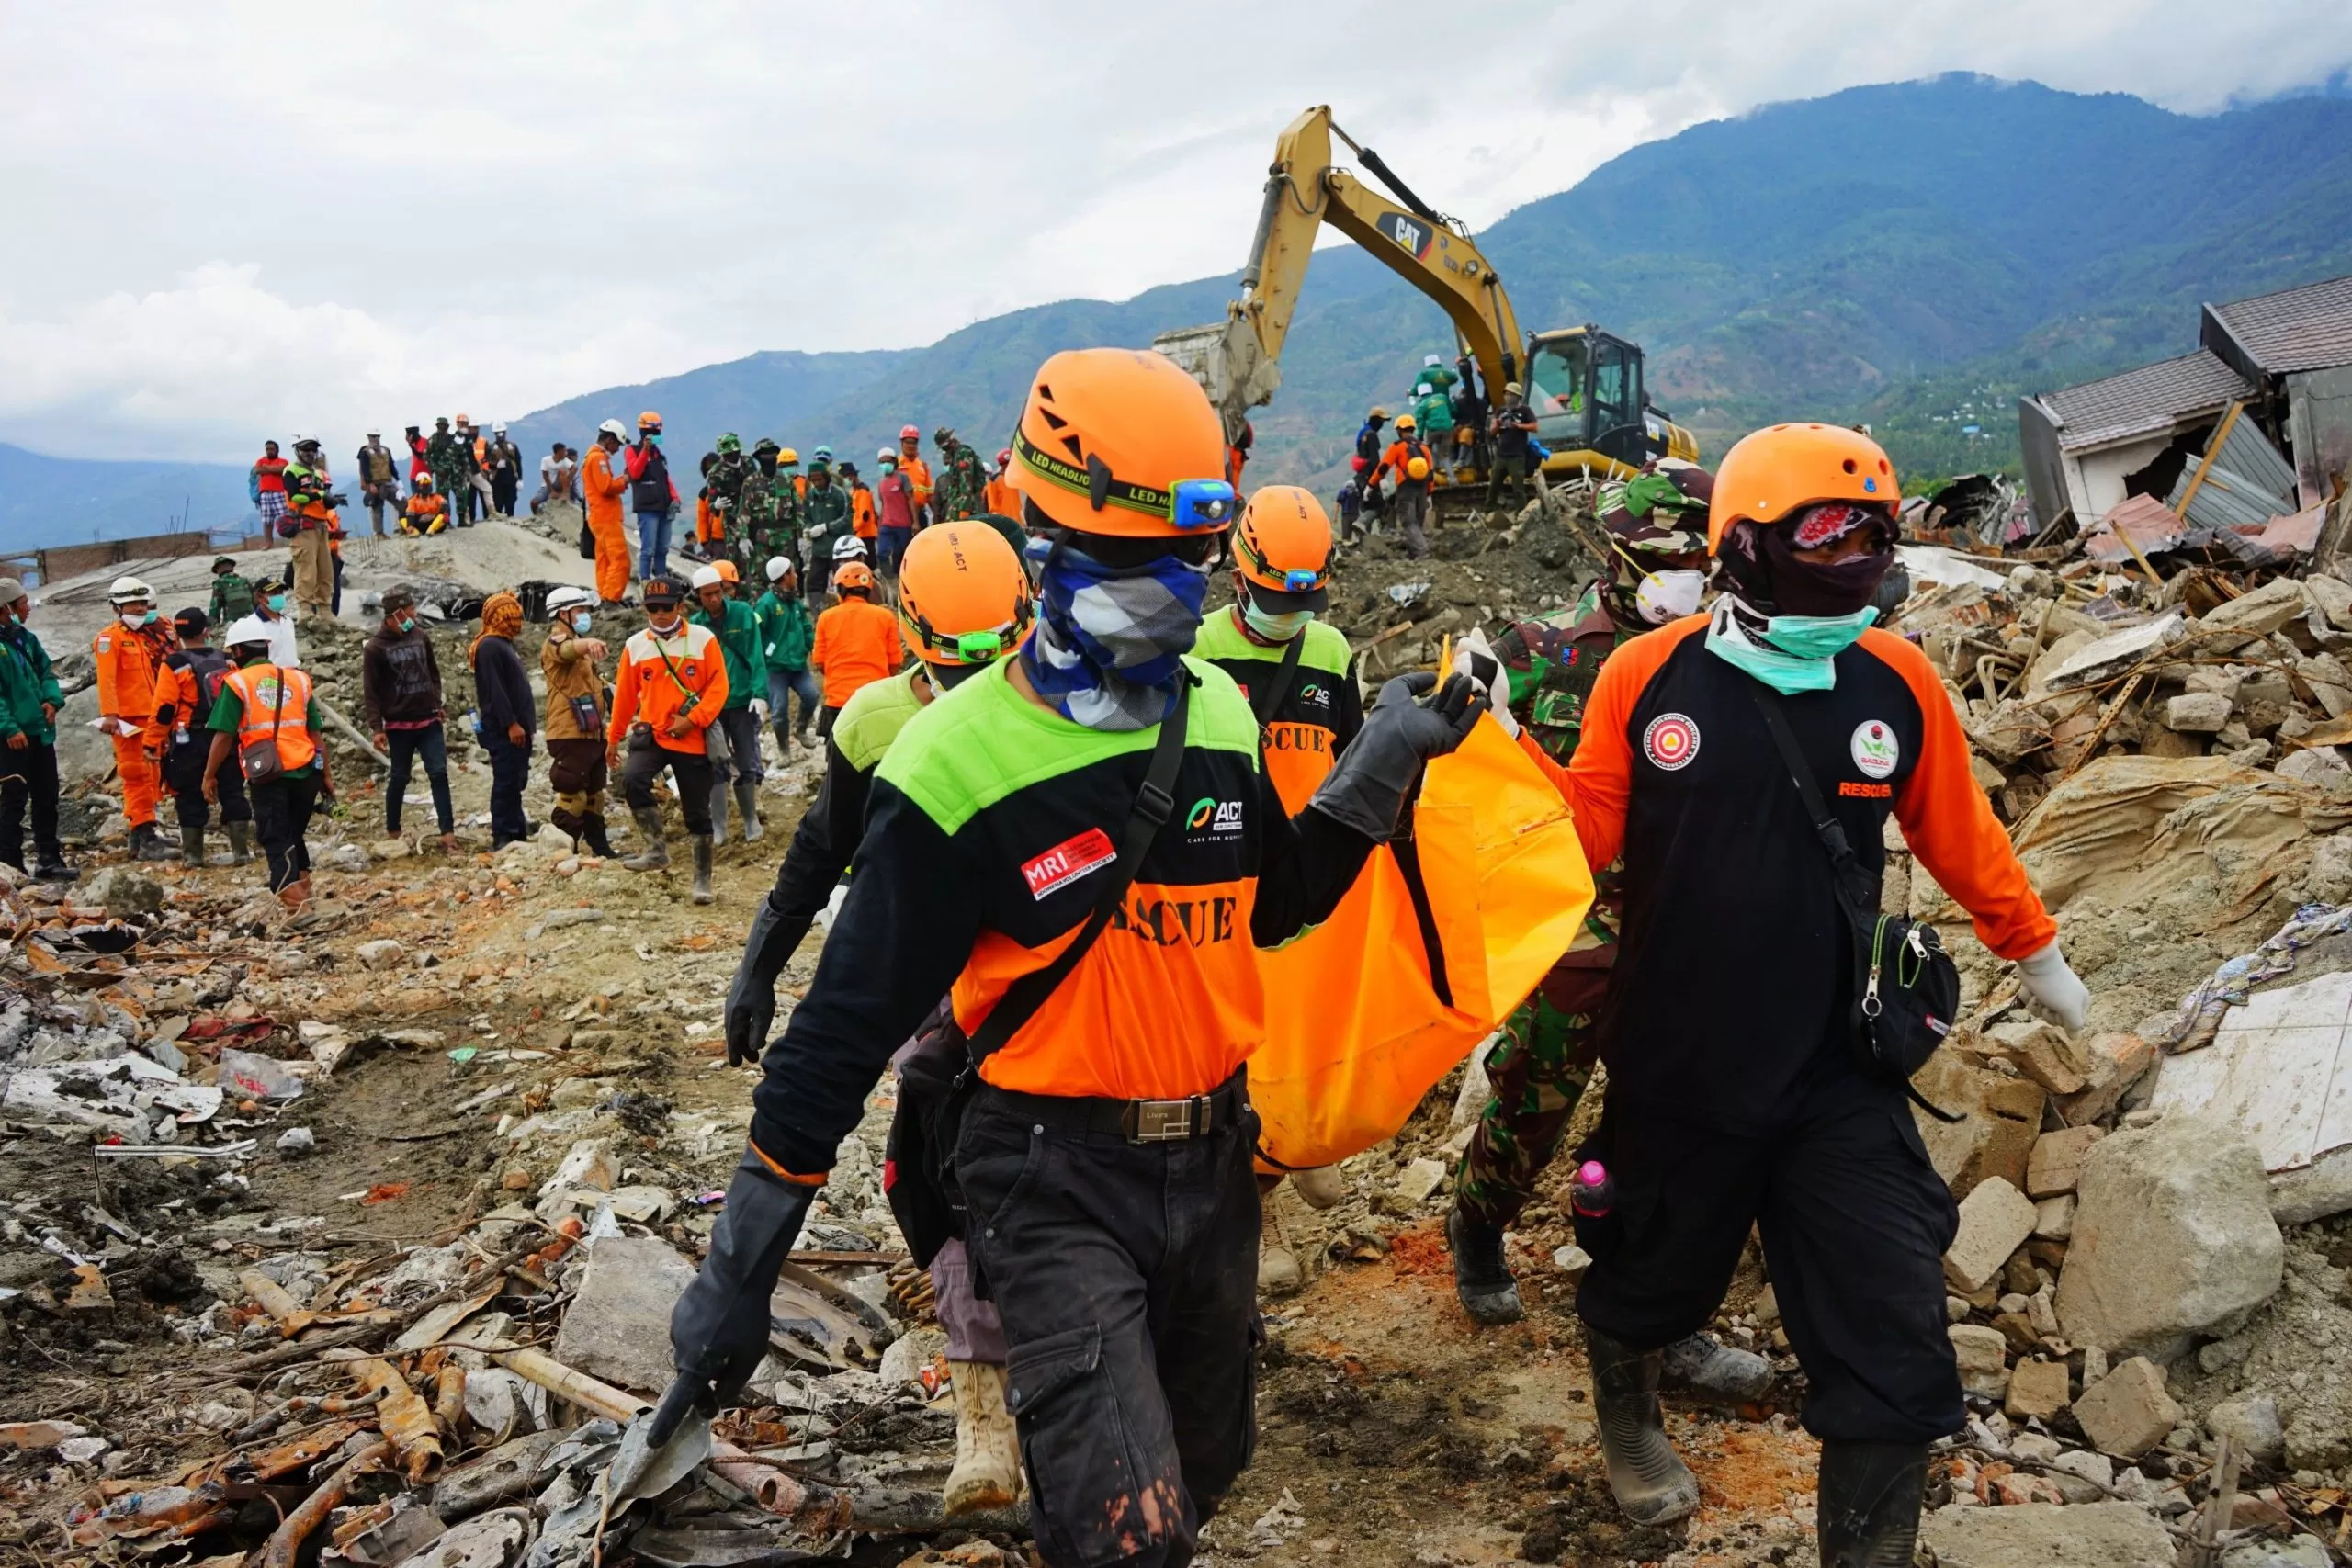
[{"xmin": 10, "ymin": 73, "xmax": 2351, "ymax": 550}]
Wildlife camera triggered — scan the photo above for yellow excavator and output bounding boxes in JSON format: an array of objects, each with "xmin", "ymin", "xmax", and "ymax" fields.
[{"xmin": 1156, "ymin": 105, "xmax": 1698, "ymax": 487}]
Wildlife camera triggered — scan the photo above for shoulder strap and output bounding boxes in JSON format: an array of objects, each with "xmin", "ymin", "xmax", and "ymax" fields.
[
  {"xmin": 1745, "ymin": 685, "xmax": 1875, "ymax": 927},
  {"xmin": 966, "ymin": 673, "xmax": 1194, "ymax": 1066},
  {"xmin": 1250, "ymin": 633, "xmax": 1306, "ymax": 728}
]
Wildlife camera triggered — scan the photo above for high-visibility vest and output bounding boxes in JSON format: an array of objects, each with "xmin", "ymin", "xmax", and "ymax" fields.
[{"xmin": 221, "ymin": 663, "xmax": 318, "ymax": 773}]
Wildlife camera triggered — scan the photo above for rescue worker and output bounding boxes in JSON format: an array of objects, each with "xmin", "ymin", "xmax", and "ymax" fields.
[
  {"xmin": 401, "ymin": 473, "xmax": 450, "ymax": 536},
  {"xmin": 691, "ymin": 561, "xmax": 768, "ymax": 846},
  {"xmin": 584, "ymin": 419, "xmax": 635, "ymax": 606},
  {"xmin": 667, "ymin": 347, "xmax": 1484, "ymax": 1568},
  {"xmin": 1353, "ymin": 404, "xmax": 1388, "ymax": 525},
  {"xmin": 426, "ymin": 417, "xmax": 472, "ymax": 523},
  {"xmin": 724, "ymin": 522, "xmax": 1037, "ymax": 1515},
  {"xmin": 808, "ymin": 559, "xmax": 899, "ymax": 739},
  {"xmin": 934, "ymin": 426, "xmax": 986, "ymax": 521},
  {"xmin": 1474, "ymin": 423, "xmax": 2087, "ymax": 1561},
  {"xmin": 361, "ymin": 587, "xmax": 458, "ymax": 852},
  {"xmin": 283, "ymin": 436, "xmax": 342, "ymax": 615},
  {"xmin": 154, "ymin": 608, "xmax": 252, "ymax": 867},
  {"xmin": 1368, "ymin": 412, "xmax": 1436, "ymax": 558},
  {"xmin": 704, "ymin": 433, "xmax": 751, "ymax": 559},
  {"xmin": 982, "ymin": 448, "xmax": 1022, "ymax": 521},
  {"xmin": 895, "ymin": 423, "xmax": 933, "ymax": 525},
  {"xmin": 735, "ymin": 442, "xmax": 779, "ymax": 570},
  {"xmin": 799, "ymin": 451, "xmax": 854, "ymax": 599},
  {"xmin": 628, "ymin": 412, "xmax": 680, "ymax": 582},
  {"xmin": 754, "ymin": 558, "xmax": 819, "ymax": 753},
  {"xmin": 1414, "ymin": 355, "xmax": 1458, "ymax": 476},
  {"xmin": 605, "ymin": 574, "xmax": 728, "ymax": 902},
  {"xmin": 203, "ymin": 616, "xmax": 331, "ymax": 908},
  {"xmin": 771, "ymin": 446, "xmax": 807, "ymax": 567},
  {"xmin": 487, "ymin": 423, "xmax": 524, "ymax": 518},
  {"xmin": 876, "ymin": 448, "xmax": 920, "ymax": 579},
  {"xmin": 94, "ymin": 577, "xmax": 178, "ymax": 862},
  {"xmin": 1487, "ymin": 382, "xmax": 1546, "ymax": 511},
  {"xmin": 208, "ymin": 556, "xmax": 257, "ymax": 627},
  {"xmin": 356, "ymin": 429, "xmax": 403, "ymax": 536},
  {"xmin": 540, "ymin": 586, "xmax": 617, "ymax": 858},
  {"xmin": 842, "ymin": 462, "xmax": 878, "ymax": 572},
  {"xmin": 0, "ymin": 578, "xmax": 75, "ymax": 883}
]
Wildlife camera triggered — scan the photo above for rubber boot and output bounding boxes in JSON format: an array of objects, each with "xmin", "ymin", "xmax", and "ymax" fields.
[
  {"xmin": 226, "ymin": 821, "xmax": 253, "ymax": 865},
  {"xmin": 1583, "ymin": 1322, "xmax": 1701, "ymax": 1525},
  {"xmin": 1661, "ymin": 1331, "xmax": 1775, "ymax": 1403},
  {"xmin": 31, "ymin": 855, "xmax": 77, "ymax": 883},
  {"xmin": 1447, "ymin": 1202, "xmax": 1523, "ymax": 1325},
  {"xmin": 708, "ymin": 778, "xmax": 729, "ymax": 847},
  {"xmin": 690, "ymin": 834, "xmax": 715, "ymax": 905},
  {"xmin": 1815, "ymin": 1440, "xmax": 1928, "ymax": 1567},
  {"xmin": 620, "ymin": 808, "xmax": 669, "ymax": 872},
  {"xmin": 942, "ymin": 1361, "xmax": 1022, "ymax": 1517},
  {"xmin": 179, "ymin": 825, "xmax": 205, "ymax": 868},
  {"xmin": 582, "ymin": 816, "xmax": 616, "ymax": 859},
  {"xmin": 132, "ymin": 823, "xmax": 178, "ymax": 862},
  {"xmin": 735, "ymin": 780, "xmax": 763, "ymax": 842}
]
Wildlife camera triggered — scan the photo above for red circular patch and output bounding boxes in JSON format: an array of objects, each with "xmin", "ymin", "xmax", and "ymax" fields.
[{"xmin": 1643, "ymin": 713, "xmax": 1701, "ymax": 772}]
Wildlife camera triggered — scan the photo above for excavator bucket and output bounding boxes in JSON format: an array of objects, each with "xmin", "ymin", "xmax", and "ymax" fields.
[{"xmin": 1153, "ymin": 317, "xmax": 1280, "ymax": 444}]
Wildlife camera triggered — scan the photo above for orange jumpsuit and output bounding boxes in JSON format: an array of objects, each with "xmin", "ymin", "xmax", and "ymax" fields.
[
  {"xmin": 94, "ymin": 619, "xmax": 169, "ymax": 828},
  {"xmin": 582, "ymin": 444, "xmax": 632, "ymax": 603},
  {"xmin": 982, "ymin": 475, "xmax": 1022, "ymax": 520}
]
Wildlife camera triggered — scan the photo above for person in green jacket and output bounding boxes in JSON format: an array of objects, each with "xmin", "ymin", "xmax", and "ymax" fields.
[
  {"xmin": 208, "ymin": 557, "xmax": 257, "ymax": 626},
  {"xmin": 755, "ymin": 556, "xmax": 819, "ymax": 754},
  {"xmin": 798, "ymin": 451, "xmax": 854, "ymax": 601},
  {"xmin": 692, "ymin": 563, "xmax": 769, "ymax": 845},
  {"xmin": 1414, "ymin": 354, "xmax": 1459, "ymax": 476},
  {"xmin": 0, "ymin": 578, "xmax": 74, "ymax": 882}
]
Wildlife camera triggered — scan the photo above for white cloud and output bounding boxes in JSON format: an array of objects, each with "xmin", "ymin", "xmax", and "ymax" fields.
[{"xmin": 1, "ymin": 0, "xmax": 2346, "ymax": 462}]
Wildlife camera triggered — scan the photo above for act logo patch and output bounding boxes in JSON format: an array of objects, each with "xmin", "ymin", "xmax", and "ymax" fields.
[
  {"xmin": 1643, "ymin": 713, "xmax": 1700, "ymax": 772},
  {"xmin": 1850, "ymin": 719, "xmax": 1900, "ymax": 780},
  {"xmin": 1185, "ymin": 796, "xmax": 1245, "ymax": 838},
  {"xmin": 1022, "ymin": 828, "xmax": 1116, "ymax": 900}
]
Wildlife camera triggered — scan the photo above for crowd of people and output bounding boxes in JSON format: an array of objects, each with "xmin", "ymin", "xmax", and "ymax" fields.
[{"xmin": 1335, "ymin": 350, "xmax": 1549, "ymax": 558}]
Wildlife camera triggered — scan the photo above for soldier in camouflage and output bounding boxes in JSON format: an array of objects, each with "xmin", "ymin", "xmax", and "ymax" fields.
[
  {"xmin": 933, "ymin": 426, "xmax": 987, "ymax": 523},
  {"xmin": 704, "ymin": 434, "xmax": 752, "ymax": 561},
  {"xmin": 425, "ymin": 418, "xmax": 472, "ymax": 524},
  {"xmin": 798, "ymin": 448, "xmax": 854, "ymax": 602},
  {"xmin": 1443, "ymin": 459, "xmax": 1770, "ymax": 1396}
]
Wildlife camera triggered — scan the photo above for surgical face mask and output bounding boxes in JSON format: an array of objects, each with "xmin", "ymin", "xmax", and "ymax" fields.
[
  {"xmin": 646, "ymin": 433, "xmax": 663, "ymax": 446},
  {"xmin": 266, "ymin": 594, "xmax": 288, "ymax": 613},
  {"xmin": 1703, "ymin": 598, "xmax": 1877, "ymax": 695},
  {"xmin": 1632, "ymin": 569, "xmax": 1705, "ymax": 626},
  {"xmin": 571, "ymin": 611, "xmax": 593, "ymax": 633},
  {"xmin": 1242, "ymin": 599, "xmax": 1314, "ymax": 642},
  {"xmin": 648, "ymin": 611, "xmax": 681, "ymax": 633}
]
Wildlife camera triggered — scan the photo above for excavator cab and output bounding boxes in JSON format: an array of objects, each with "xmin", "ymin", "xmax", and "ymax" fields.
[{"xmin": 1522, "ymin": 326, "xmax": 1698, "ymax": 479}]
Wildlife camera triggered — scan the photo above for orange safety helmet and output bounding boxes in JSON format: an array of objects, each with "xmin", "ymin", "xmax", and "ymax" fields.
[
  {"xmin": 1406, "ymin": 455, "xmax": 1430, "ymax": 481},
  {"xmin": 831, "ymin": 559, "xmax": 876, "ymax": 593},
  {"xmin": 1707, "ymin": 423, "xmax": 1898, "ymax": 554},
  {"xmin": 1233, "ymin": 485, "xmax": 1334, "ymax": 610},
  {"xmin": 1010, "ymin": 348, "xmax": 1233, "ymax": 538},
  {"xmin": 896, "ymin": 523, "xmax": 1035, "ymax": 668},
  {"xmin": 638, "ymin": 410, "xmax": 663, "ymax": 430},
  {"xmin": 712, "ymin": 558, "xmax": 741, "ymax": 583}
]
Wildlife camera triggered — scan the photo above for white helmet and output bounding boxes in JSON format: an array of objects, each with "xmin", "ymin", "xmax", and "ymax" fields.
[
  {"xmin": 107, "ymin": 576, "xmax": 155, "ymax": 604},
  {"xmin": 492, "ymin": 422, "xmax": 507, "ymax": 434},
  {"xmin": 223, "ymin": 615, "xmax": 273, "ymax": 649},
  {"xmin": 544, "ymin": 585, "xmax": 594, "ymax": 617},
  {"xmin": 831, "ymin": 535, "xmax": 867, "ymax": 561},
  {"xmin": 689, "ymin": 563, "xmax": 726, "ymax": 591},
  {"xmin": 1424, "ymin": 353, "xmax": 1442, "ymax": 367},
  {"xmin": 763, "ymin": 556, "xmax": 795, "ymax": 583},
  {"xmin": 877, "ymin": 446, "xmax": 897, "ymax": 462},
  {"xmin": 598, "ymin": 418, "xmax": 628, "ymax": 440},
  {"xmin": 288, "ymin": 432, "xmax": 319, "ymax": 447}
]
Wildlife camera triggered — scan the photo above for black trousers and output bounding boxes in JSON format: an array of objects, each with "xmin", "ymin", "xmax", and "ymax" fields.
[
  {"xmin": 0, "ymin": 739, "xmax": 62, "ymax": 870},
  {"xmin": 957, "ymin": 1078, "xmax": 1261, "ymax": 1568},
  {"xmin": 1575, "ymin": 1059, "xmax": 1963, "ymax": 1445},
  {"xmin": 492, "ymin": 474, "xmax": 519, "ymax": 516},
  {"xmin": 383, "ymin": 726, "xmax": 454, "ymax": 834},
  {"xmin": 620, "ymin": 739, "xmax": 714, "ymax": 835},
  {"xmin": 166, "ymin": 741, "xmax": 250, "ymax": 829},
  {"xmin": 250, "ymin": 773, "xmax": 318, "ymax": 892},
  {"xmin": 484, "ymin": 732, "xmax": 532, "ymax": 845}
]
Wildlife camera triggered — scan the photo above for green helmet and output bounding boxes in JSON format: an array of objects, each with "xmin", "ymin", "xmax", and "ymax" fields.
[{"xmin": 716, "ymin": 432, "xmax": 742, "ymax": 455}]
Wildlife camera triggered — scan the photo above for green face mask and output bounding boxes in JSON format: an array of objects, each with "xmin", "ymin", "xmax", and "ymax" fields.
[{"xmin": 1703, "ymin": 603, "xmax": 1877, "ymax": 694}]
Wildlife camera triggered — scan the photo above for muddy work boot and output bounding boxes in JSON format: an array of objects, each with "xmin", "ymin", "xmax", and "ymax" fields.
[
  {"xmin": 1447, "ymin": 1202, "xmax": 1523, "ymax": 1325},
  {"xmin": 1815, "ymin": 1440, "xmax": 1927, "ymax": 1567},
  {"xmin": 690, "ymin": 833, "xmax": 715, "ymax": 905},
  {"xmin": 226, "ymin": 821, "xmax": 253, "ymax": 864},
  {"xmin": 1661, "ymin": 1331, "xmax": 1774, "ymax": 1403},
  {"xmin": 942, "ymin": 1360, "xmax": 1023, "ymax": 1517},
  {"xmin": 582, "ymin": 816, "xmax": 616, "ymax": 859},
  {"xmin": 1583, "ymin": 1322, "xmax": 1701, "ymax": 1525},
  {"xmin": 131, "ymin": 823, "xmax": 178, "ymax": 862},
  {"xmin": 734, "ymin": 780, "xmax": 764, "ymax": 842},
  {"xmin": 620, "ymin": 808, "xmax": 670, "ymax": 872},
  {"xmin": 179, "ymin": 825, "xmax": 206, "ymax": 867}
]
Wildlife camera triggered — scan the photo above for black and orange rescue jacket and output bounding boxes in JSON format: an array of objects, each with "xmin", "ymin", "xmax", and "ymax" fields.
[
  {"xmin": 1193, "ymin": 608, "xmax": 1363, "ymax": 813},
  {"xmin": 748, "ymin": 655, "xmax": 1372, "ymax": 1179}
]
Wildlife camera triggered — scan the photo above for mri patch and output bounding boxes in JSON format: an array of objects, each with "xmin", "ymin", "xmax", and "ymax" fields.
[
  {"xmin": 1850, "ymin": 719, "xmax": 1900, "ymax": 779},
  {"xmin": 1643, "ymin": 713, "xmax": 1701, "ymax": 772}
]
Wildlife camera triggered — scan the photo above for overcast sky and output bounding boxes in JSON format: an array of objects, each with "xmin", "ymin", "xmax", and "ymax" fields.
[{"xmin": 3, "ymin": 0, "xmax": 2347, "ymax": 465}]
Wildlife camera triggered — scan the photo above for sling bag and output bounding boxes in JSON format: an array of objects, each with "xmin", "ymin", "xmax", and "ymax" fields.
[
  {"xmin": 1747, "ymin": 685, "xmax": 1962, "ymax": 1122},
  {"xmin": 239, "ymin": 669, "xmax": 293, "ymax": 784},
  {"xmin": 1249, "ymin": 631, "xmax": 1306, "ymax": 730},
  {"xmin": 885, "ymin": 673, "xmax": 1194, "ymax": 1264}
]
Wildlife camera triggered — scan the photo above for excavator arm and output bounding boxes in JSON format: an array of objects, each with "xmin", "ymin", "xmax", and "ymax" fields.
[{"xmin": 1159, "ymin": 106, "xmax": 1522, "ymax": 442}]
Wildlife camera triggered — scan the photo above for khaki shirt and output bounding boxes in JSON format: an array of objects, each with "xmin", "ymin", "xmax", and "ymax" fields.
[{"xmin": 540, "ymin": 626, "xmax": 607, "ymax": 740}]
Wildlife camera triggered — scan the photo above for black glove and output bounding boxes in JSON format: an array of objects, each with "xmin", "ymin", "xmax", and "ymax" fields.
[
  {"xmin": 1308, "ymin": 671, "xmax": 1484, "ymax": 841},
  {"xmin": 724, "ymin": 894, "xmax": 813, "ymax": 1067},
  {"xmin": 668, "ymin": 1148, "xmax": 816, "ymax": 1412}
]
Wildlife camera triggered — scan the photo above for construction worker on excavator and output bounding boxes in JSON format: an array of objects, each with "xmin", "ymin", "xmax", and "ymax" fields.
[
  {"xmin": 725, "ymin": 520, "xmax": 1037, "ymax": 1516},
  {"xmin": 668, "ymin": 346, "xmax": 1485, "ymax": 1568},
  {"xmin": 1461, "ymin": 423, "xmax": 2086, "ymax": 1564},
  {"xmin": 94, "ymin": 576, "xmax": 179, "ymax": 862}
]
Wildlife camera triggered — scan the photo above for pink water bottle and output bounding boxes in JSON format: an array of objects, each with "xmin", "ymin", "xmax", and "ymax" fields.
[{"xmin": 1570, "ymin": 1160, "xmax": 1614, "ymax": 1218}]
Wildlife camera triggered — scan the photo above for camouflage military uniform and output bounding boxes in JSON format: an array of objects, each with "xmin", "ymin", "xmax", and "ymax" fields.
[
  {"xmin": 935, "ymin": 434, "xmax": 987, "ymax": 522},
  {"xmin": 733, "ymin": 467, "xmax": 776, "ymax": 567},
  {"xmin": 704, "ymin": 451, "xmax": 750, "ymax": 558},
  {"xmin": 426, "ymin": 427, "xmax": 472, "ymax": 513}
]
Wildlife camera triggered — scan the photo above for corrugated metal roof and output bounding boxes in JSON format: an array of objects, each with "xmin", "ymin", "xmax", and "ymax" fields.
[
  {"xmin": 2209, "ymin": 274, "xmax": 2352, "ymax": 376},
  {"xmin": 2035, "ymin": 351, "xmax": 2250, "ymax": 452},
  {"xmin": 2167, "ymin": 408, "xmax": 2298, "ymax": 529}
]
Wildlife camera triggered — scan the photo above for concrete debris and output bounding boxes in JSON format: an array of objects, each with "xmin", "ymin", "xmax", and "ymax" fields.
[
  {"xmin": 1922, "ymin": 1500, "xmax": 2177, "ymax": 1567},
  {"xmin": 2072, "ymin": 1356, "xmax": 2182, "ymax": 1459},
  {"xmin": 1945, "ymin": 1177, "xmax": 2040, "ymax": 1293}
]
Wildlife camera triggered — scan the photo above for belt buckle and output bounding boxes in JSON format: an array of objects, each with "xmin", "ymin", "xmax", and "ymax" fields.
[{"xmin": 1125, "ymin": 1097, "xmax": 1200, "ymax": 1144}]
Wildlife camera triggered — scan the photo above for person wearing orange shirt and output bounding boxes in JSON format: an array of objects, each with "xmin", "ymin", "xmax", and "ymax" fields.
[
  {"xmin": 605, "ymin": 575, "xmax": 729, "ymax": 902},
  {"xmin": 894, "ymin": 424, "xmax": 933, "ymax": 525},
  {"xmin": 1366, "ymin": 412, "xmax": 1438, "ymax": 559},
  {"xmin": 981, "ymin": 449, "xmax": 1021, "ymax": 523},
  {"xmin": 582, "ymin": 420, "xmax": 634, "ymax": 606},
  {"xmin": 93, "ymin": 577, "xmax": 178, "ymax": 861},
  {"xmin": 807, "ymin": 560, "xmax": 901, "ymax": 739},
  {"xmin": 842, "ymin": 461, "xmax": 879, "ymax": 563}
]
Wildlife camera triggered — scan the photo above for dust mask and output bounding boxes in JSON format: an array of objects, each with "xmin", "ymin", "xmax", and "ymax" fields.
[
  {"xmin": 1633, "ymin": 570, "xmax": 1705, "ymax": 626},
  {"xmin": 571, "ymin": 611, "xmax": 593, "ymax": 633},
  {"xmin": 1242, "ymin": 600, "xmax": 1314, "ymax": 643}
]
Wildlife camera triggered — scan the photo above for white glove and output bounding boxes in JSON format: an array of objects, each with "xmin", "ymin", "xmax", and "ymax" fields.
[
  {"xmin": 813, "ymin": 880, "xmax": 851, "ymax": 932},
  {"xmin": 1451, "ymin": 630, "xmax": 1519, "ymax": 739},
  {"xmin": 750, "ymin": 698, "xmax": 769, "ymax": 722},
  {"xmin": 2015, "ymin": 942, "xmax": 2089, "ymax": 1032}
]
